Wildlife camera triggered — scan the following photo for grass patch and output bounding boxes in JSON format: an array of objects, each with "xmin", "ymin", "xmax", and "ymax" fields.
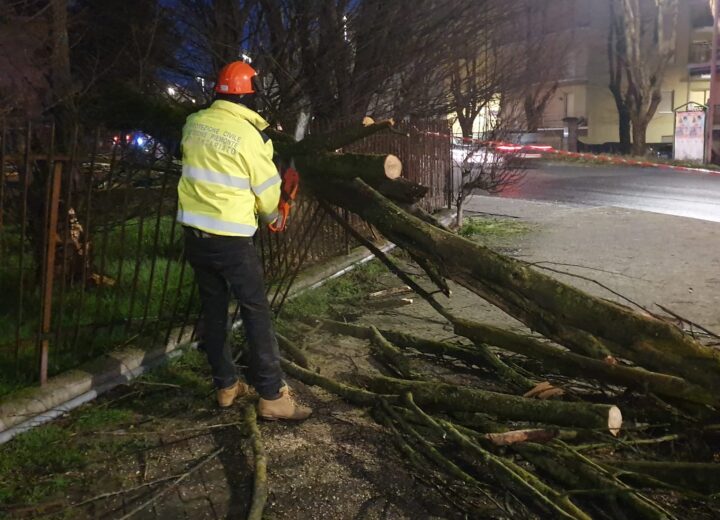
[
  {"xmin": 0, "ymin": 214, "xmax": 193, "ymax": 398},
  {"xmin": 138, "ymin": 347, "xmax": 212, "ymax": 398},
  {"xmin": 280, "ymin": 259, "xmax": 386, "ymax": 320},
  {"xmin": 0, "ymin": 425, "xmax": 84, "ymax": 507},
  {"xmin": 0, "ymin": 366, "xmax": 184, "ymax": 510},
  {"xmin": 459, "ymin": 217, "xmax": 532, "ymax": 239},
  {"xmin": 72, "ymin": 407, "xmax": 134, "ymax": 432},
  {"xmin": 541, "ymin": 153, "xmax": 720, "ymax": 171}
]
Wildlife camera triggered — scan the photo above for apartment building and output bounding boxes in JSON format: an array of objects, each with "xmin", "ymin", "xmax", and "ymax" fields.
[{"xmin": 529, "ymin": 0, "xmax": 714, "ymax": 149}]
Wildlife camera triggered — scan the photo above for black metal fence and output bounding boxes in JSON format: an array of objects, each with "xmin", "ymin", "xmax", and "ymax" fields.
[{"xmin": 0, "ymin": 119, "xmax": 450, "ymax": 393}]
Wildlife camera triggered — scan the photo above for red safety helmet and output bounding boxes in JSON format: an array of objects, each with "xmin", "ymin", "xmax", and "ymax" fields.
[{"xmin": 214, "ymin": 61, "xmax": 257, "ymax": 95}]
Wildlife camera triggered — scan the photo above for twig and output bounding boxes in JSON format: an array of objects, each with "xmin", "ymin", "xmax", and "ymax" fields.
[
  {"xmin": 133, "ymin": 381, "xmax": 183, "ymax": 389},
  {"xmin": 575, "ymin": 434, "xmax": 682, "ymax": 452},
  {"xmin": 318, "ymin": 200, "xmax": 454, "ymax": 320},
  {"xmin": 63, "ymin": 473, "xmax": 184, "ymax": 510},
  {"xmin": 94, "ymin": 421, "xmax": 245, "ymax": 437},
  {"xmin": 655, "ymin": 303, "xmax": 720, "ymax": 340},
  {"xmin": 529, "ymin": 260, "xmax": 647, "ymax": 281},
  {"xmin": 244, "ymin": 406, "xmax": 268, "ymax": 520},
  {"xmin": 116, "ymin": 447, "xmax": 223, "ymax": 520}
]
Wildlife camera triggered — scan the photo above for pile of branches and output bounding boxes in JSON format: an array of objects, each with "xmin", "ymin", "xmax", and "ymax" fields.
[
  {"xmin": 266, "ymin": 120, "xmax": 720, "ymax": 518},
  {"xmin": 278, "ymin": 315, "xmax": 720, "ymax": 519}
]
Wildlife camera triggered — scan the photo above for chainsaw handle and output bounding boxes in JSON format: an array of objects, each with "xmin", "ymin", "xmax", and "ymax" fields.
[
  {"xmin": 268, "ymin": 208, "xmax": 289, "ymax": 232},
  {"xmin": 268, "ymin": 166, "xmax": 299, "ymax": 233}
]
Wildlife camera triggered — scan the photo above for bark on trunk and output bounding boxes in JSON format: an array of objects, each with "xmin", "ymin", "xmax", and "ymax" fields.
[
  {"xmin": 603, "ymin": 460, "xmax": 720, "ymax": 495},
  {"xmin": 453, "ymin": 317, "xmax": 717, "ymax": 407},
  {"xmin": 304, "ymin": 178, "xmax": 720, "ymax": 396},
  {"xmin": 295, "ymin": 152, "xmax": 401, "ymax": 183},
  {"xmin": 631, "ymin": 120, "xmax": 647, "ymax": 156},
  {"xmin": 618, "ymin": 107, "xmax": 632, "ymax": 155},
  {"xmin": 515, "ymin": 442, "xmax": 670, "ymax": 520},
  {"xmin": 274, "ymin": 119, "xmax": 720, "ymax": 411}
]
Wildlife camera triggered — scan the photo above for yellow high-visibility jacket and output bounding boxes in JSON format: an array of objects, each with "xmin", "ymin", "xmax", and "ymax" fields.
[{"xmin": 177, "ymin": 100, "xmax": 280, "ymax": 236}]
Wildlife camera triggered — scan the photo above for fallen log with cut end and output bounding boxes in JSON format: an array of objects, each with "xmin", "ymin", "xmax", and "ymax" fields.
[
  {"xmin": 355, "ymin": 374, "xmax": 622, "ymax": 434},
  {"xmin": 295, "ymin": 152, "xmax": 401, "ymax": 183},
  {"xmin": 483, "ymin": 428, "xmax": 560, "ymax": 446},
  {"xmin": 294, "ymin": 152, "xmax": 426, "ymax": 204}
]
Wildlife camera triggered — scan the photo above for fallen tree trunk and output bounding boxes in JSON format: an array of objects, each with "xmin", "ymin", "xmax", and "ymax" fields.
[
  {"xmin": 515, "ymin": 442, "xmax": 673, "ymax": 520},
  {"xmin": 453, "ymin": 317, "xmax": 717, "ymax": 407},
  {"xmin": 277, "ymin": 118, "xmax": 397, "ymax": 156},
  {"xmin": 355, "ymin": 374, "xmax": 622, "ymax": 434},
  {"xmin": 603, "ymin": 460, "xmax": 720, "ymax": 495},
  {"xmin": 300, "ymin": 176, "xmax": 720, "ymax": 396},
  {"xmin": 316, "ymin": 318, "xmax": 535, "ymax": 390},
  {"xmin": 279, "ymin": 117, "xmax": 717, "ymax": 385},
  {"xmin": 400, "ymin": 394, "xmax": 592, "ymax": 520},
  {"xmin": 244, "ymin": 405, "xmax": 268, "ymax": 520},
  {"xmin": 295, "ymin": 152, "xmax": 402, "ymax": 184}
]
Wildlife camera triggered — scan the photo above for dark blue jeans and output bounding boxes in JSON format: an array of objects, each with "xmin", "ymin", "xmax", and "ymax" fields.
[{"xmin": 183, "ymin": 227, "xmax": 284, "ymax": 399}]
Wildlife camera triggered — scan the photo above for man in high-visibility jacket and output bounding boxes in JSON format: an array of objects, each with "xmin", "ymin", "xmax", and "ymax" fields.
[{"xmin": 178, "ymin": 61, "xmax": 311, "ymax": 421}]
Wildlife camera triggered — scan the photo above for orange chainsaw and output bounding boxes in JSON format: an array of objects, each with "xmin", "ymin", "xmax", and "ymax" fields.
[{"xmin": 268, "ymin": 164, "xmax": 300, "ymax": 233}]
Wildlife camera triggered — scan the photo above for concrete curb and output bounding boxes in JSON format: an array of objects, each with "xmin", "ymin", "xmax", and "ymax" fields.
[
  {"xmin": 0, "ymin": 328, "xmax": 194, "ymax": 443},
  {"xmin": 0, "ymin": 210, "xmax": 455, "ymax": 444}
]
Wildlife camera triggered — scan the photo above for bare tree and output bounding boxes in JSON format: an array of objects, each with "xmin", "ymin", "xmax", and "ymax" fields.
[
  {"xmin": 170, "ymin": 0, "xmax": 518, "ymax": 132},
  {"xmin": 512, "ymin": 0, "xmax": 572, "ymax": 133},
  {"xmin": 608, "ymin": 0, "xmax": 632, "ymax": 154},
  {"xmin": 444, "ymin": 7, "xmax": 525, "ymax": 226},
  {"xmin": 610, "ymin": 0, "xmax": 680, "ymax": 156}
]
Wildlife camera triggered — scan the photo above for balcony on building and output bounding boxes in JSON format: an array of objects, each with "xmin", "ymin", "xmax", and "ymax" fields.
[{"xmin": 688, "ymin": 39, "xmax": 719, "ymax": 80}]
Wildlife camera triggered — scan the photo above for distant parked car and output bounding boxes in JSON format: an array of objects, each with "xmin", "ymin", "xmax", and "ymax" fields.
[{"xmin": 452, "ymin": 138, "xmax": 503, "ymax": 168}]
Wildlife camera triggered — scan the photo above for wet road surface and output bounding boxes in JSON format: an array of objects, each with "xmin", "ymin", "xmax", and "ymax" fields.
[{"xmin": 497, "ymin": 164, "xmax": 720, "ymax": 223}]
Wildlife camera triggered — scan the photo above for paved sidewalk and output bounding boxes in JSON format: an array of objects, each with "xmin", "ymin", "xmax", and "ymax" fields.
[{"xmin": 466, "ymin": 194, "xmax": 720, "ymax": 331}]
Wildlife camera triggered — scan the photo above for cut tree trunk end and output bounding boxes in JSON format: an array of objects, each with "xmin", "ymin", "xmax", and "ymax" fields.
[{"xmin": 355, "ymin": 374, "xmax": 622, "ymax": 434}]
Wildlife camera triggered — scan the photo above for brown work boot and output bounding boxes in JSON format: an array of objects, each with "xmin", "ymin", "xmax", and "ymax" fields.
[
  {"xmin": 258, "ymin": 385, "xmax": 312, "ymax": 421},
  {"xmin": 217, "ymin": 381, "xmax": 254, "ymax": 408}
]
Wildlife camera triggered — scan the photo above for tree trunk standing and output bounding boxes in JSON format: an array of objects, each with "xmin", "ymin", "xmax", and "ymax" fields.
[
  {"xmin": 631, "ymin": 119, "xmax": 648, "ymax": 156},
  {"xmin": 613, "ymin": 0, "xmax": 679, "ymax": 157},
  {"xmin": 523, "ymin": 95, "xmax": 543, "ymax": 133},
  {"xmin": 608, "ymin": 0, "xmax": 632, "ymax": 155},
  {"xmin": 455, "ymin": 186, "xmax": 465, "ymax": 226},
  {"xmin": 44, "ymin": 1, "xmax": 91, "ymax": 283},
  {"xmin": 615, "ymin": 100, "xmax": 632, "ymax": 154},
  {"xmin": 523, "ymin": 87, "xmax": 557, "ymax": 133},
  {"xmin": 454, "ymin": 120, "xmax": 474, "ymax": 228},
  {"xmin": 48, "ymin": 0, "xmax": 76, "ymax": 150}
]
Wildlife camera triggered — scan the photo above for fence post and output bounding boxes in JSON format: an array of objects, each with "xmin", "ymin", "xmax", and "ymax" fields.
[{"xmin": 38, "ymin": 161, "xmax": 63, "ymax": 385}]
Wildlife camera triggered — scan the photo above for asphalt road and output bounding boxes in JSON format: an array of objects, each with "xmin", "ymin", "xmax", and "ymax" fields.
[{"xmin": 497, "ymin": 163, "xmax": 720, "ymax": 223}]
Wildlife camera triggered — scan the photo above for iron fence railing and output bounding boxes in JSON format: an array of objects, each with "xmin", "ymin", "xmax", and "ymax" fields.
[{"xmin": 0, "ymin": 118, "xmax": 450, "ymax": 393}]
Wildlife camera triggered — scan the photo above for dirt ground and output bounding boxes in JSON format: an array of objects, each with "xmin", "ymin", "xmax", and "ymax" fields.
[{"xmin": 2, "ymin": 199, "xmax": 720, "ymax": 519}]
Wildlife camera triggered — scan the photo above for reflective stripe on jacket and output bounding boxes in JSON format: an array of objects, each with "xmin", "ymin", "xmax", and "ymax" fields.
[{"xmin": 177, "ymin": 100, "xmax": 281, "ymax": 236}]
